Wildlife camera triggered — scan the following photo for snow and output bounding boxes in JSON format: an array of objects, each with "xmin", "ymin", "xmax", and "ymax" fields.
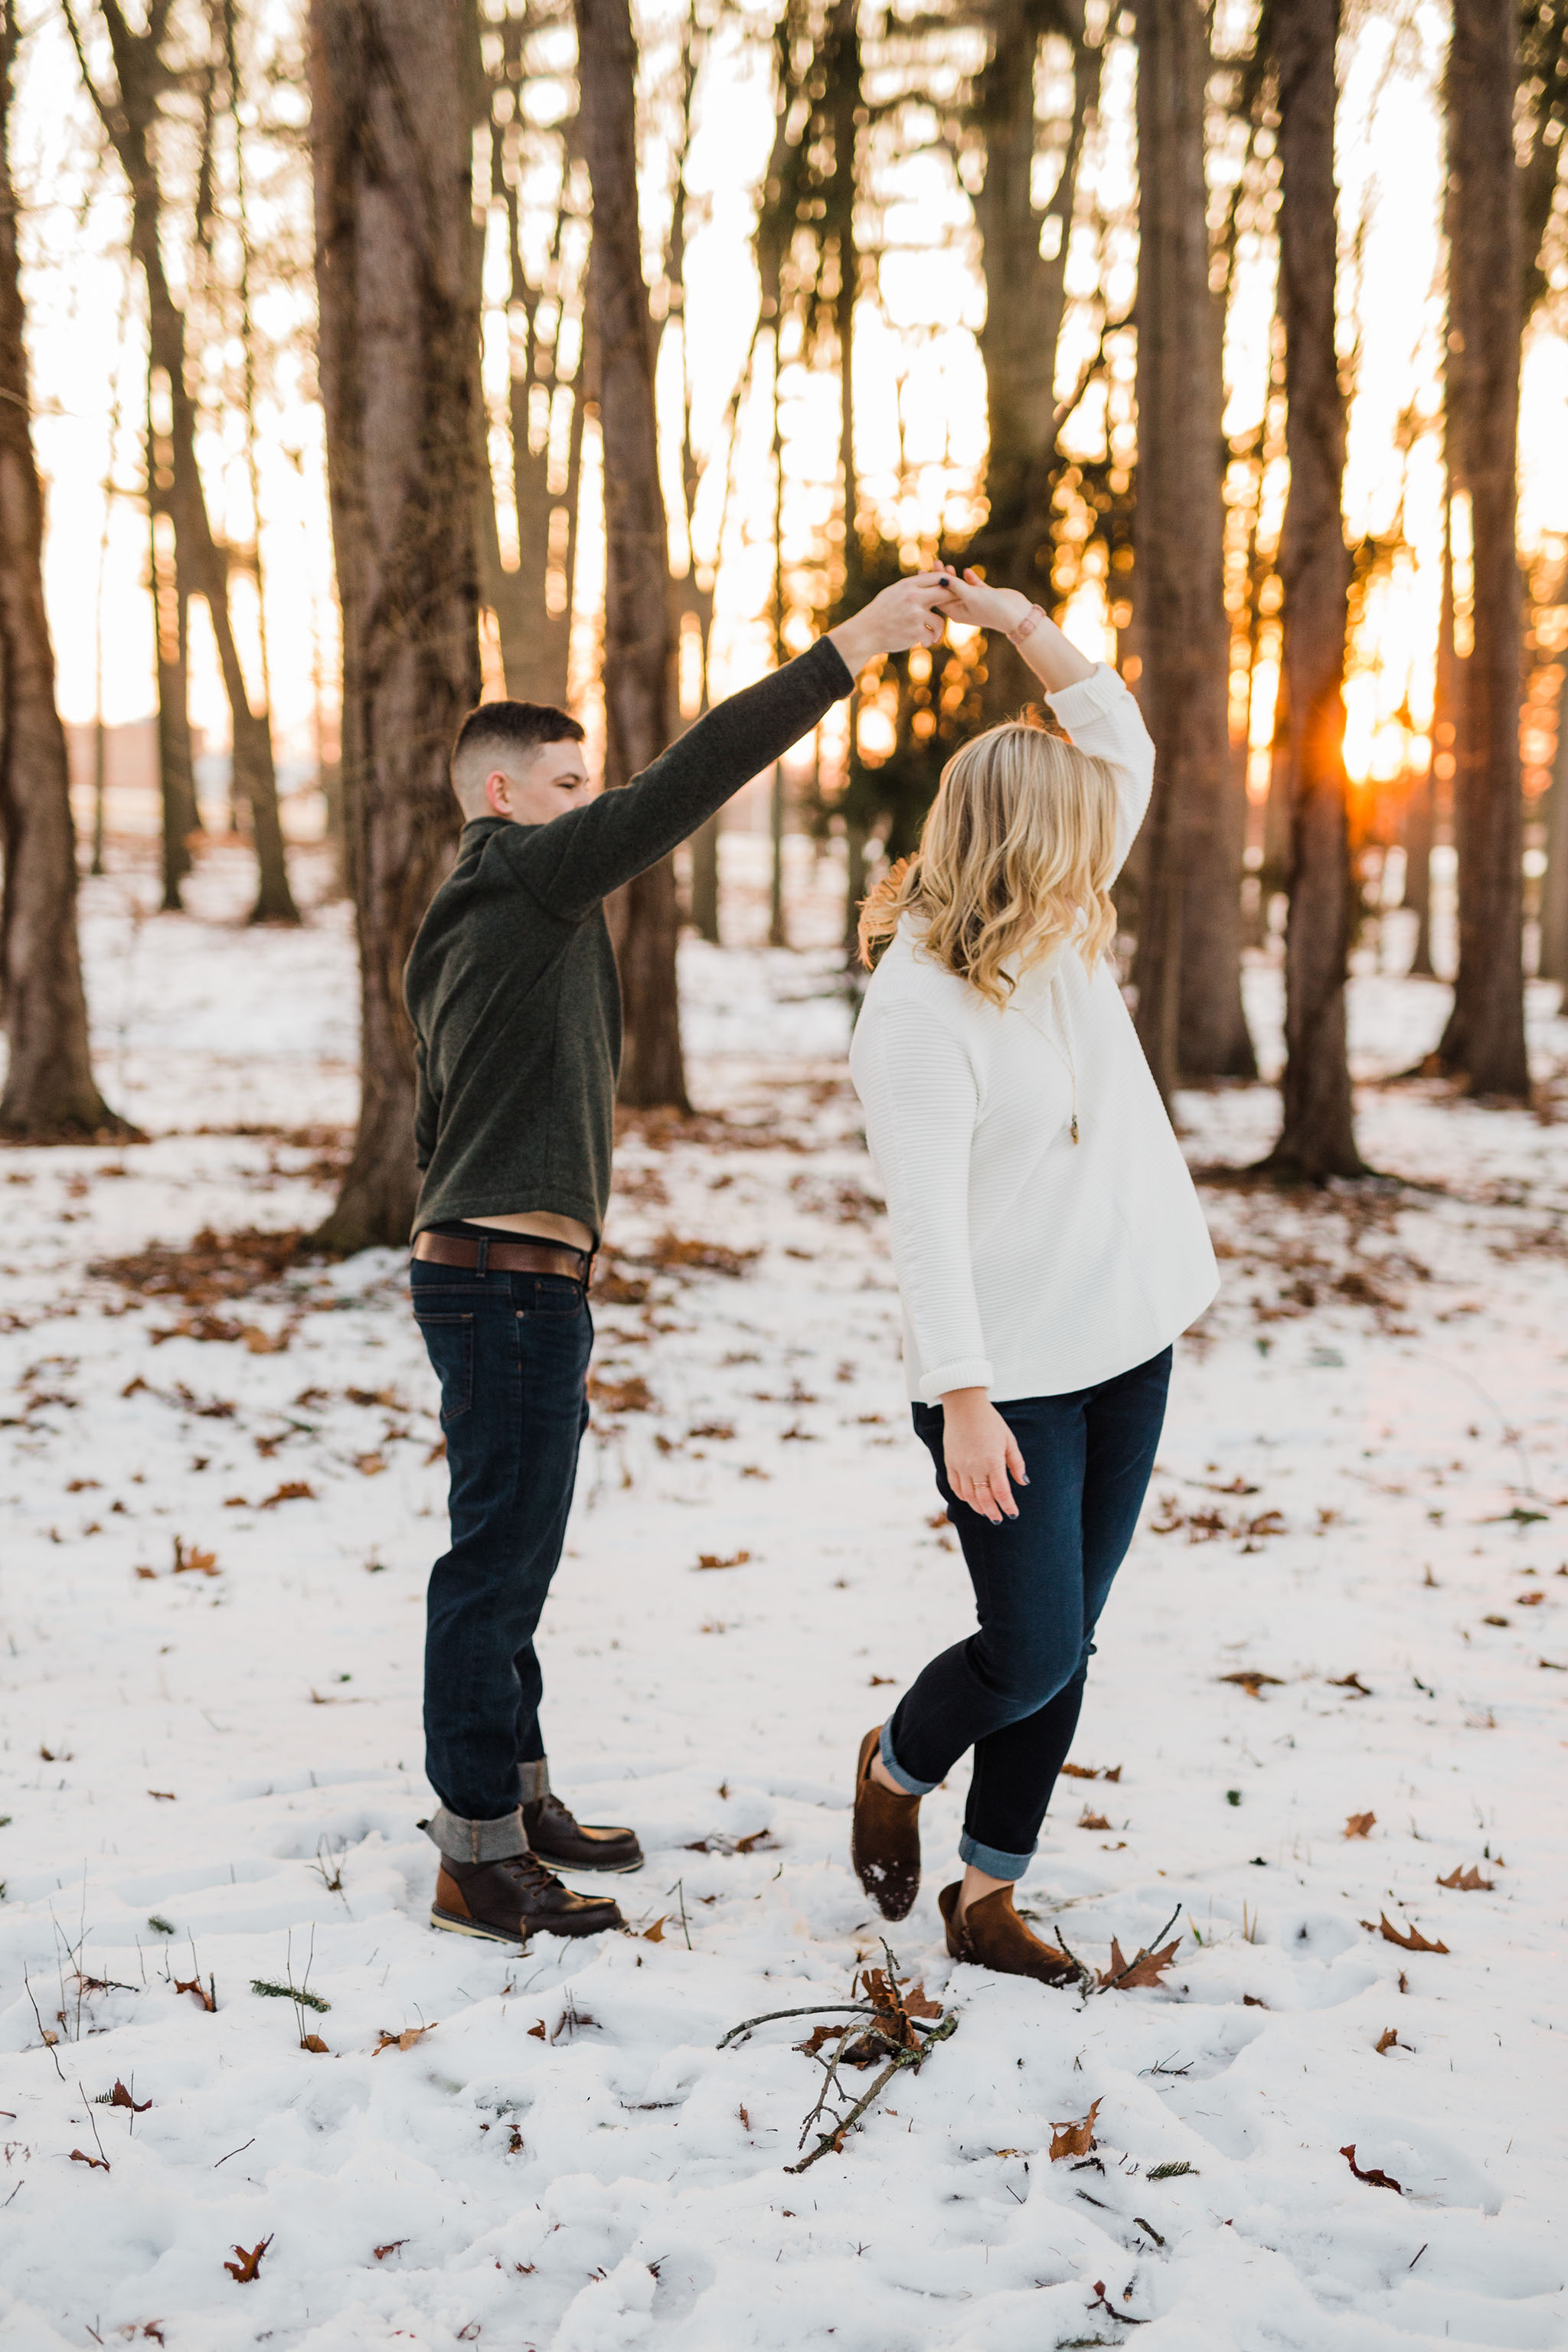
[{"xmin": 1, "ymin": 842, "xmax": 1566, "ymax": 2350}]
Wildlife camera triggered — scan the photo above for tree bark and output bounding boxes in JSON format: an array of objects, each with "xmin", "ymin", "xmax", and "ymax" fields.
[
  {"xmin": 1540, "ymin": 700, "xmax": 1568, "ymax": 983},
  {"xmin": 309, "ymin": 0, "xmax": 483, "ymax": 1249},
  {"xmin": 971, "ymin": 0, "xmax": 1100, "ymax": 721},
  {"xmin": 1131, "ymin": 0, "xmax": 1255, "ymax": 1092},
  {"xmin": 146, "ymin": 393, "xmax": 198, "ymax": 912},
  {"xmin": 66, "ymin": 1, "xmax": 297, "ymax": 926},
  {"xmin": 1402, "ymin": 767, "xmax": 1434, "ymax": 975},
  {"xmin": 0, "ymin": 5, "xmax": 132, "ymax": 1141},
  {"xmin": 574, "ymin": 0, "xmax": 685, "ymax": 1109},
  {"xmin": 1263, "ymin": 0, "xmax": 1363, "ymax": 1178},
  {"xmin": 1436, "ymin": 0, "xmax": 1530, "ymax": 1096}
]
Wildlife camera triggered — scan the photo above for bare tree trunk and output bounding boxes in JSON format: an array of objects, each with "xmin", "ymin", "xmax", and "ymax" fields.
[
  {"xmin": 574, "ymin": 0, "xmax": 684, "ymax": 1109},
  {"xmin": 1403, "ymin": 767, "xmax": 1434, "ymax": 975},
  {"xmin": 1540, "ymin": 701, "xmax": 1568, "ymax": 983},
  {"xmin": 1263, "ymin": 0, "xmax": 1363, "ymax": 1178},
  {"xmin": 147, "ymin": 390, "xmax": 198, "ymax": 912},
  {"xmin": 971, "ymin": 0, "xmax": 1100, "ymax": 720},
  {"xmin": 0, "ymin": 5, "xmax": 132, "ymax": 1141},
  {"xmin": 65, "ymin": 0, "xmax": 298, "ymax": 926},
  {"xmin": 309, "ymin": 0, "xmax": 483, "ymax": 1249},
  {"xmin": 1436, "ymin": 0, "xmax": 1530, "ymax": 1095},
  {"xmin": 1131, "ymin": 0, "xmax": 1255, "ymax": 1093}
]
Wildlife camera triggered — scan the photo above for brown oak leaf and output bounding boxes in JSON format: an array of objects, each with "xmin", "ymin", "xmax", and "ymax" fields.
[
  {"xmin": 641, "ymin": 1916, "xmax": 667, "ymax": 1943},
  {"xmin": 69, "ymin": 2148, "xmax": 109, "ymax": 2170},
  {"xmin": 300, "ymin": 2034, "xmax": 328, "ymax": 2054},
  {"xmin": 110, "ymin": 2079, "xmax": 151, "ymax": 2112},
  {"xmin": 224, "ymin": 2237, "xmax": 273, "ymax": 2282},
  {"xmin": 175, "ymin": 1977, "xmax": 216, "ymax": 2012},
  {"xmin": 1077, "ymin": 1808, "xmax": 1112, "ymax": 1831},
  {"xmin": 1377, "ymin": 1913, "xmax": 1449, "ymax": 1954},
  {"xmin": 1218, "ymin": 1671, "xmax": 1285, "ymax": 1697},
  {"xmin": 374, "ymin": 2023, "xmax": 436, "ymax": 2053},
  {"xmin": 1436, "ymin": 1866, "xmax": 1493, "ymax": 1891},
  {"xmin": 1374, "ymin": 2027, "xmax": 1400, "ymax": 2054},
  {"xmin": 1344, "ymin": 1811, "xmax": 1376, "ymax": 1839},
  {"xmin": 1049, "ymin": 2098, "xmax": 1101, "ymax": 2161},
  {"xmin": 695, "ymin": 1550, "xmax": 750, "ymax": 1570},
  {"xmin": 1328, "ymin": 1672, "xmax": 1373, "ymax": 1696},
  {"xmin": 1098, "ymin": 1936, "xmax": 1181, "ymax": 1991},
  {"xmin": 1341, "ymin": 2145, "xmax": 1401, "ymax": 2193},
  {"xmin": 172, "ymin": 1539, "xmax": 217, "ymax": 1576}
]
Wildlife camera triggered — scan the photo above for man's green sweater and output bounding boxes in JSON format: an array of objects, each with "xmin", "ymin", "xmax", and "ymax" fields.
[{"xmin": 404, "ymin": 638, "xmax": 854, "ymax": 1242}]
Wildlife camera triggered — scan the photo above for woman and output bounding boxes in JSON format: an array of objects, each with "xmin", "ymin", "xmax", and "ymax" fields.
[{"xmin": 847, "ymin": 569, "xmax": 1218, "ymax": 1983}]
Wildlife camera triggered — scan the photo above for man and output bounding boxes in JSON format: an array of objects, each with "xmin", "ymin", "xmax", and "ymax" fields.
[{"xmin": 405, "ymin": 573, "xmax": 951, "ymax": 1949}]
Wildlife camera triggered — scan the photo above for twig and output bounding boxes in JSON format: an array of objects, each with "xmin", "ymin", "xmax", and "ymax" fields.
[
  {"xmin": 77, "ymin": 2082, "xmax": 109, "ymax": 2172},
  {"xmin": 665, "ymin": 1877, "xmax": 692, "ymax": 1952},
  {"xmin": 213, "ymin": 2138, "xmax": 255, "ymax": 2168},
  {"xmin": 716, "ymin": 2001, "xmax": 893, "ymax": 2051},
  {"xmin": 22, "ymin": 1971, "xmax": 64, "ymax": 2080},
  {"xmin": 786, "ymin": 2011, "xmax": 959, "ymax": 2174}
]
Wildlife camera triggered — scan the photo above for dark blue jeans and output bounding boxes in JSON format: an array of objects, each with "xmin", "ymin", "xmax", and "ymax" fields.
[
  {"xmin": 412, "ymin": 1255, "xmax": 592, "ymax": 1857},
  {"xmin": 880, "ymin": 1347, "xmax": 1171, "ymax": 1879}
]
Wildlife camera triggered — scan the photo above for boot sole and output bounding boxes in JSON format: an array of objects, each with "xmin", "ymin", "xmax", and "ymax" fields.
[
  {"xmin": 534, "ymin": 1852, "xmax": 645, "ymax": 1876},
  {"xmin": 430, "ymin": 1904, "xmax": 619, "ymax": 1945}
]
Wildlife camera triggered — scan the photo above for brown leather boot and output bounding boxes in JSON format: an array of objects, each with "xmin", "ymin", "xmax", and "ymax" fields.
[
  {"xmin": 851, "ymin": 1725, "xmax": 921, "ymax": 1921},
  {"xmin": 431, "ymin": 1850, "xmax": 622, "ymax": 1947},
  {"xmin": 938, "ymin": 1881, "xmax": 1076, "ymax": 1985},
  {"xmin": 524, "ymin": 1792, "xmax": 643, "ymax": 1875}
]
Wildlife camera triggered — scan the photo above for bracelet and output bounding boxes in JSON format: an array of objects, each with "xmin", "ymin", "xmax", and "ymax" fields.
[{"xmin": 1007, "ymin": 603, "xmax": 1045, "ymax": 648}]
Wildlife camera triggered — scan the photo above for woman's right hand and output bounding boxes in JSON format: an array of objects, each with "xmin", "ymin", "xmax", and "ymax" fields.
[
  {"xmin": 939, "ymin": 1387, "xmax": 1027, "ymax": 1523},
  {"xmin": 932, "ymin": 566, "xmax": 1031, "ymax": 637}
]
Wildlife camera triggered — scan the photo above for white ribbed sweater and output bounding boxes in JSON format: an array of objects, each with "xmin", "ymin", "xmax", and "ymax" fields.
[{"xmin": 849, "ymin": 662, "xmax": 1219, "ymax": 1404}]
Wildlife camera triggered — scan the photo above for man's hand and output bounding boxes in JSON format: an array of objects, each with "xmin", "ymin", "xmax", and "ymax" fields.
[
  {"xmin": 827, "ymin": 572, "xmax": 950, "ymax": 675},
  {"xmin": 939, "ymin": 1388, "xmax": 1027, "ymax": 1524}
]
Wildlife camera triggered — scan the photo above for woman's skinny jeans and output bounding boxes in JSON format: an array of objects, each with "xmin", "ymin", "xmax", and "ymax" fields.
[{"xmin": 880, "ymin": 1347, "xmax": 1171, "ymax": 1880}]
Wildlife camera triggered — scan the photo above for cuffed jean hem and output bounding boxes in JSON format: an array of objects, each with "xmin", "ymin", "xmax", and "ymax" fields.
[
  {"xmin": 422, "ymin": 1804, "xmax": 528, "ymax": 1864},
  {"xmin": 880, "ymin": 1719, "xmax": 938, "ymax": 1798},
  {"xmin": 957, "ymin": 1831, "xmax": 1034, "ymax": 1882},
  {"xmin": 516, "ymin": 1759, "xmax": 550, "ymax": 1805}
]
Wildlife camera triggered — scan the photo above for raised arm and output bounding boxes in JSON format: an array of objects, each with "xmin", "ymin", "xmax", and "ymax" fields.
[
  {"xmin": 517, "ymin": 574, "xmax": 952, "ymax": 922},
  {"xmin": 934, "ymin": 567, "xmax": 1155, "ymax": 871}
]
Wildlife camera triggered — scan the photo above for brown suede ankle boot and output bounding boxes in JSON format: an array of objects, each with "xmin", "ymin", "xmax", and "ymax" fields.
[
  {"xmin": 938, "ymin": 1881, "xmax": 1076, "ymax": 1985},
  {"xmin": 851, "ymin": 1725, "xmax": 921, "ymax": 1921}
]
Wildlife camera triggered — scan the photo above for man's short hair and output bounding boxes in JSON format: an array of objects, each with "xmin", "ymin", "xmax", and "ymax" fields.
[{"xmin": 449, "ymin": 700, "xmax": 585, "ymax": 779}]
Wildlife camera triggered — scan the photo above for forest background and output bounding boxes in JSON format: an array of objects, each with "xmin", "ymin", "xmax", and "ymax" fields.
[{"xmin": 0, "ymin": 0, "xmax": 1566, "ymax": 1216}]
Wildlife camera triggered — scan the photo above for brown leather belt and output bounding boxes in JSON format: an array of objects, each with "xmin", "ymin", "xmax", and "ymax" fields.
[{"xmin": 413, "ymin": 1231, "xmax": 593, "ymax": 1283}]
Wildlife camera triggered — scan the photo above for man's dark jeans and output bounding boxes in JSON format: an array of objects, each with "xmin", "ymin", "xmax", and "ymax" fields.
[
  {"xmin": 880, "ymin": 1347, "xmax": 1171, "ymax": 1879},
  {"xmin": 412, "ymin": 1256, "xmax": 591, "ymax": 1859}
]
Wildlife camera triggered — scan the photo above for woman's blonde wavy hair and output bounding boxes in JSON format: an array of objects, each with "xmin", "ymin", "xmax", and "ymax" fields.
[{"xmin": 857, "ymin": 718, "xmax": 1122, "ymax": 1006}]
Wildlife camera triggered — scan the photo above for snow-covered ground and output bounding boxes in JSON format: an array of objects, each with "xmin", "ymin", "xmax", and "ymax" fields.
[{"xmin": 1, "ymin": 843, "xmax": 1566, "ymax": 2351}]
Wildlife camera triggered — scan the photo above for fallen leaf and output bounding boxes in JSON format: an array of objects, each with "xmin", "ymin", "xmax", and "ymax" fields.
[
  {"xmin": 134, "ymin": 1566, "xmax": 157, "ymax": 1580},
  {"xmin": 1377, "ymin": 1913, "xmax": 1449, "ymax": 1954},
  {"xmin": 694, "ymin": 1550, "xmax": 750, "ymax": 1570},
  {"xmin": 175, "ymin": 1977, "xmax": 216, "ymax": 2011},
  {"xmin": 1242, "ymin": 1994, "xmax": 1269, "ymax": 2008},
  {"xmin": 69, "ymin": 2148, "xmax": 109, "ymax": 2170},
  {"xmin": 868, "ymin": 1672, "xmax": 897, "ymax": 1686},
  {"xmin": 733, "ymin": 1828, "xmax": 776, "ymax": 1854},
  {"xmin": 1077, "ymin": 1808, "xmax": 1112, "ymax": 1831},
  {"xmin": 1481, "ymin": 1614, "xmax": 1509, "ymax": 1628},
  {"xmin": 1049, "ymin": 2099, "xmax": 1101, "ymax": 2161},
  {"xmin": 373, "ymin": 2241, "xmax": 407, "ymax": 2262},
  {"xmin": 300, "ymin": 2034, "xmax": 328, "ymax": 2053},
  {"xmin": 1341, "ymin": 2144, "xmax": 1401, "ymax": 2193},
  {"xmin": 424, "ymin": 1438, "xmax": 446, "ymax": 1465},
  {"xmin": 375, "ymin": 2023, "xmax": 436, "ymax": 2053},
  {"xmin": 259, "ymin": 1481, "xmax": 314, "ymax": 1508},
  {"xmin": 794, "ymin": 2024, "xmax": 841, "ymax": 2056},
  {"xmin": 1517, "ymin": 1590, "xmax": 1546, "ymax": 1607},
  {"xmin": 109, "ymin": 2079, "xmax": 151, "ymax": 2112},
  {"xmin": 1436, "ymin": 1865, "xmax": 1493, "ymax": 1891},
  {"xmin": 588, "ymin": 1374, "xmax": 655, "ymax": 1415},
  {"xmin": 903, "ymin": 1982, "xmax": 942, "ymax": 2020},
  {"xmin": 354, "ymin": 1452, "xmax": 387, "ymax": 1478},
  {"xmin": 172, "ymin": 1538, "xmax": 218, "ymax": 1576},
  {"xmin": 641, "ymin": 1916, "xmax": 667, "ymax": 1943},
  {"xmin": 1097, "ymin": 1936, "xmax": 1182, "ymax": 1991},
  {"xmin": 738, "ymin": 2104, "xmax": 751, "ymax": 2130},
  {"xmin": 1327, "ymin": 1671, "xmax": 1373, "ymax": 1697},
  {"xmin": 147, "ymin": 1789, "xmax": 176, "ymax": 1802},
  {"xmin": 224, "ymin": 2237, "xmax": 273, "ymax": 2282},
  {"xmin": 1374, "ymin": 2027, "xmax": 1400, "ymax": 2054},
  {"xmin": 527, "ymin": 2020, "xmax": 547, "ymax": 2041},
  {"xmin": 1344, "ymin": 1811, "xmax": 1376, "ymax": 1839},
  {"xmin": 1061, "ymin": 1761, "xmax": 1122, "ymax": 1782},
  {"xmin": 1217, "ymin": 1671, "xmax": 1285, "ymax": 1697}
]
